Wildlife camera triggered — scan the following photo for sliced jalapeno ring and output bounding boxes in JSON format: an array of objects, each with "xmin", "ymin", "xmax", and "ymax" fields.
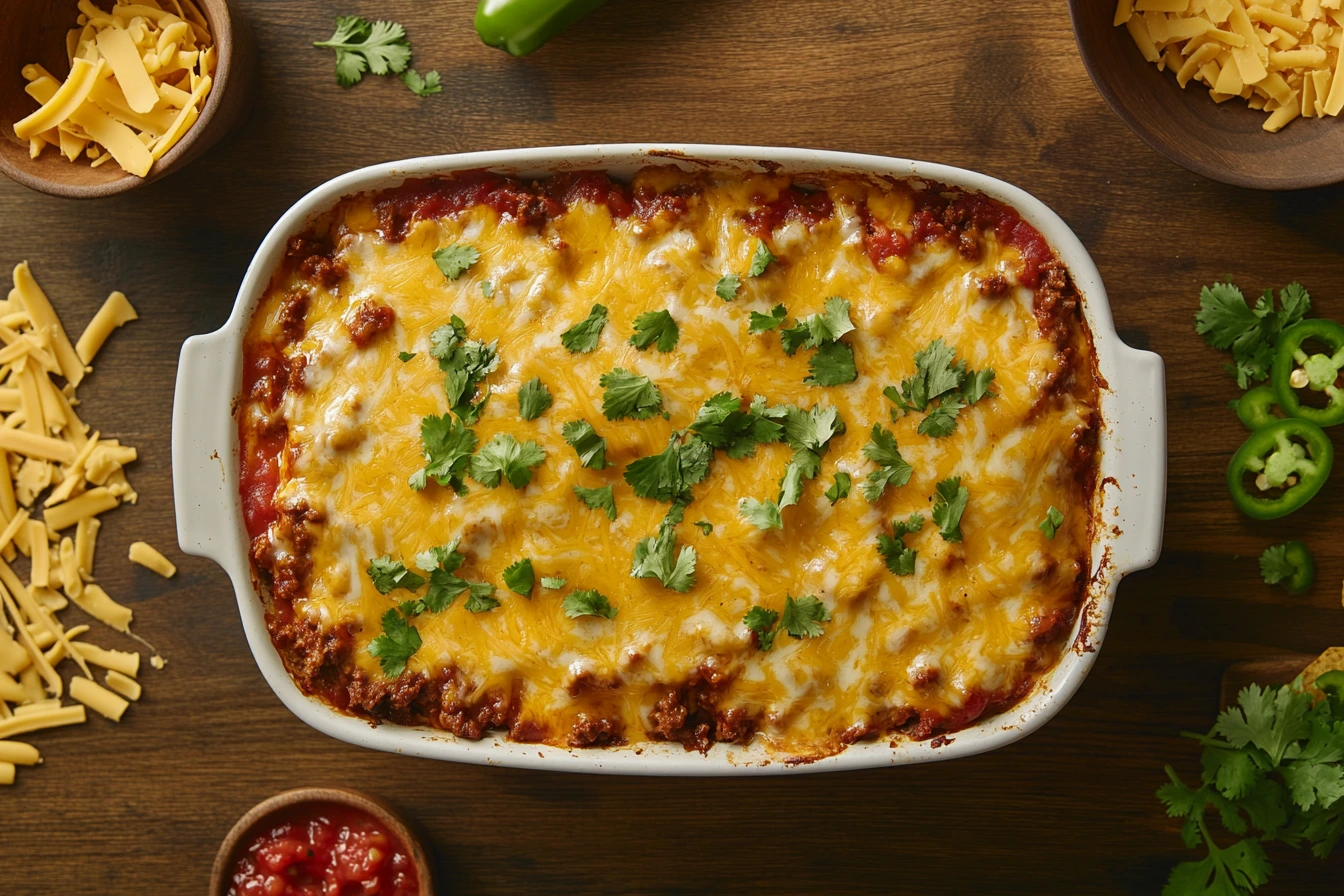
[
  {"xmin": 1226, "ymin": 418, "xmax": 1334, "ymax": 520},
  {"xmin": 1274, "ymin": 540, "xmax": 1315, "ymax": 595},
  {"xmin": 1236, "ymin": 384, "xmax": 1281, "ymax": 430},
  {"xmin": 1314, "ymin": 669, "xmax": 1344, "ymax": 701},
  {"xmin": 1272, "ymin": 319, "xmax": 1344, "ymax": 428}
]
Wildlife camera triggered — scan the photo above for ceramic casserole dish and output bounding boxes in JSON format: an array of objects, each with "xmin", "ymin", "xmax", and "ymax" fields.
[{"xmin": 172, "ymin": 144, "xmax": 1165, "ymax": 775}]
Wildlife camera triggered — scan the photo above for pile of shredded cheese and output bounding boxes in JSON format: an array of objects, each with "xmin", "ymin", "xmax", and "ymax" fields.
[
  {"xmin": 13, "ymin": 0, "xmax": 215, "ymax": 178},
  {"xmin": 1117, "ymin": 0, "xmax": 1344, "ymax": 132},
  {"xmin": 0, "ymin": 262, "xmax": 175, "ymax": 787}
]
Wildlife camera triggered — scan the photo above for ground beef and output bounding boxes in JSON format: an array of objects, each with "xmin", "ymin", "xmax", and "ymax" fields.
[
  {"xmin": 568, "ymin": 714, "xmax": 625, "ymax": 748},
  {"xmin": 346, "ymin": 301, "xmax": 395, "ymax": 348}
]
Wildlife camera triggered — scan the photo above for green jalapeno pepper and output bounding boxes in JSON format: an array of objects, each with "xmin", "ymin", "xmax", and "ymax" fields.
[
  {"xmin": 1226, "ymin": 417, "xmax": 1333, "ymax": 520},
  {"xmin": 1236, "ymin": 384, "xmax": 1282, "ymax": 430},
  {"xmin": 1272, "ymin": 540, "xmax": 1315, "ymax": 595},
  {"xmin": 475, "ymin": 0, "xmax": 609, "ymax": 56},
  {"xmin": 1271, "ymin": 319, "xmax": 1344, "ymax": 428},
  {"xmin": 1314, "ymin": 669, "xmax": 1344, "ymax": 701}
]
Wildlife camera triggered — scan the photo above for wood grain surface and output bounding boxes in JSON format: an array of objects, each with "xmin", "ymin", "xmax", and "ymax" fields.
[{"xmin": 4, "ymin": 1, "xmax": 1344, "ymax": 893}]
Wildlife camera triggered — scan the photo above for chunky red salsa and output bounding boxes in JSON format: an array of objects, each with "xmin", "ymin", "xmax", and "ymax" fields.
[{"xmin": 227, "ymin": 804, "xmax": 419, "ymax": 896}]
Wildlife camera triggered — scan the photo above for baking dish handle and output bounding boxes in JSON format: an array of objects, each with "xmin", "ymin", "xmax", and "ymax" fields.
[
  {"xmin": 172, "ymin": 328, "xmax": 241, "ymax": 561},
  {"xmin": 1106, "ymin": 343, "xmax": 1166, "ymax": 573}
]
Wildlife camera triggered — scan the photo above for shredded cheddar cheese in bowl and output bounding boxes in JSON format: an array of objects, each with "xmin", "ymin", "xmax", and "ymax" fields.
[
  {"xmin": 1117, "ymin": 0, "xmax": 1344, "ymax": 132},
  {"xmin": 13, "ymin": 0, "xmax": 216, "ymax": 177}
]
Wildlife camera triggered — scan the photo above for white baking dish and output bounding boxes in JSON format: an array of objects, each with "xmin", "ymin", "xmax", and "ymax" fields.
[{"xmin": 172, "ymin": 144, "xmax": 1166, "ymax": 775}]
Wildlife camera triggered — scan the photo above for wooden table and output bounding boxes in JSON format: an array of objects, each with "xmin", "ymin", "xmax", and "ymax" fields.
[{"xmin": 6, "ymin": 2, "xmax": 1344, "ymax": 892}]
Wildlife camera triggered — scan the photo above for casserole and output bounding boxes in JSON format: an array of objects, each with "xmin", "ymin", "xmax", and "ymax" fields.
[{"xmin": 172, "ymin": 144, "xmax": 1166, "ymax": 775}]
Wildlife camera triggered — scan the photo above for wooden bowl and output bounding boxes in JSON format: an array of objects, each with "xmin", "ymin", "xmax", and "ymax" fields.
[
  {"xmin": 0, "ymin": 0, "xmax": 256, "ymax": 199},
  {"xmin": 209, "ymin": 787, "xmax": 436, "ymax": 896},
  {"xmin": 1069, "ymin": 2, "xmax": 1344, "ymax": 190}
]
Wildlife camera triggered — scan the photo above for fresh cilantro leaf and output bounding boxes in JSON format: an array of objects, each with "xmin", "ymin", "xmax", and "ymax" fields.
[
  {"xmin": 464, "ymin": 583, "xmax": 500, "ymax": 613},
  {"xmin": 743, "ymin": 606, "xmax": 780, "ymax": 651},
  {"xmin": 599, "ymin": 368, "xmax": 663, "ymax": 420},
  {"xmin": 781, "ymin": 403, "xmax": 844, "ymax": 453},
  {"xmin": 1196, "ymin": 281, "xmax": 1312, "ymax": 388},
  {"xmin": 560, "ymin": 303, "xmax": 608, "ymax": 353},
  {"xmin": 428, "ymin": 316, "xmax": 499, "ymax": 421},
  {"xmin": 917, "ymin": 393, "xmax": 966, "ymax": 438},
  {"xmin": 517, "ymin": 377, "xmax": 553, "ymax": 420},
  {"xmin": 932, "ymin": 476, "xmax": 969, "ymax": 542},
  {"xmin": 749, "ymin": 304, "xmax": 788, "ymax": 333},
  {"xmin": 563, "ymin": 589, "xmax": 617, "ymax": 619},
  {"xmin": 780, "ymin": 595, "xmax": 830, "ymax": 640},
  {"xmin": 748, "ymin": 240, "xmax": 776, "ymax": 277},
  {"xmin": 624, "ymin": 435, "xmax": 712, "ymax": 503},
  {"xmin": 540, "ymin": 576, "xmax": 566, "ymax": 590},
  {"xmin": 367, "ymin": 556, "xmax": 426, "ymax": 594},
  {"xmin": 415, "ymin": 541, "xmax": 465, "ymax": 576},
  {"xmin": 694, "ymin": 520, "xmax": 713, "ymax": 535},
  {"xmin": 562, "ymin": 419, "xmax": 608, "ymax": 469},
  {"xmin": 401, "ymin": 68, "xmax": 441, "ymax": 96},
  {"xmin": 574, "ymin": 484, "xmax": 617, "ymax": 520},
  {"xmin": 630, "ymin": 524, "xmax": 698, "ymax": 592},
  {"xmin": 481, "ymin": 281, "xmax": 494, "ymax": 298},
  {"xmin": 739, "ymin": 497, "xmax": 783, "ymax": 530},
  {"xmin": 1259, "ymin": 544, "xmax": 1298, "ymax": 586},
  {"xmin": 470, "ymin": 433, "xmax": 545, "ymax": 489},
  {"xmin": 630, "ymin": 310, "xmax": 679, "ymax": 352},
  {"xmin": 503, "ymin": 558, "xmax": 534, "ymax": 596},
  {"xmin": 314, "ymin": 17, "xmax": 412, "ymax": 87},
  {"xmin": 412, "ymin": 413, "xmax": 478, "ymax": 493},
  {"xmin": 780, "ymin": 321, "xmax": 810, "ymax": 356},
  {"xmin": 780, "ymin": 297, "xmax": 855, "ymax": 355},
  {"xmin": 962, "ymin": 368, "xmax": 997, "ymax": 404},
  {"xmin": 367, "ymin": 608, "xmax": 421, "ymax": 676},
  {"xmin": 860, "ymin": 424, "xmax": 913, "ymax": 501},
  {"xmin": 1039, "ymin": 506, "xmax": 1064, "ymax": 539},
  {"xmin": 689, "ymin": 392, "xmax": 782, "ymax": 459},
  {"xmin": 894, "ymin": 339, "xmax": 964, "ymax": 412},
  {"xmin": 411, "ymin": 541, "xmax": 487, "ymax": 612},
  {"xmin": 825, "ymin": 472, "xmax": 851, "ymax": 504},
  {"xmin": 433, "ymin": 244, "xmax": 479, "ymax": 280},
  {"xmin": 805, "ymin": 340, "xmax": 857, "ymax": 386},
  {"xmin": 715, "ymin": 274, "xmax": 741, "ymax": 302},
  {"xmin": 398, "ymin": 351, "xmax": 416, "ymax": 362},
  {"xmin": 877, "ymin": 513, "xmax": 925, "ymax": 575}
]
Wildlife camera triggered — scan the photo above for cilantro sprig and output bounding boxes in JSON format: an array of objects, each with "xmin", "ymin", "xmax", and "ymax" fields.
[
  {"xmin": 859, "ymin": 423, "xmax": 913, "ymax": 502},
  {"xmin": 410, "ymin": 412, "xmax": 477, "ymax": 493},
  {"xmin": 743, "ymin": 595, "xmax": 831, "ymax": 650},
  {"xmin": 600, "ymin": 368, "xmax": 663, "ymax": 420},
  {"xmin": 574, "ymin": 484, "xmax": 617, "ymax": 520},
  {"xmin": 1039, "ymin": 506, "xmax": 1064, "ymax": 539},
  {"xmin": 932, "ymin": 476, "xmax": 969, "ymax": 542},
  {"xmin": 876, "ymin": 513, "xmax": 924, "ymax": 575},
  {"xmin": 470, "ymin": 433, "xmax": 545, "ymax": 489},
  {"xmin": 367, "ymin": 608, "xmax": 421, "ymax": 676},
  {"xmin": 631, "ymin": 519, "xmax": 697, "ymax": 592},
  {"xmin": 563, "ymin": 589, "xmax": 617, "ymax": 619},
  {"xmin": 1195, "ymin": 281, "xmax": 1310, "ymax": 388},
  {"xmin": 562, "ymin": 420, "xmax": 609, "ymax": 469},
  {"xmin": 561, "ymin": 303, "xmax": 608, "ymax": 353},
  {"xmin": 624, "ymin": 435, "xmax": 712, "ymax": 504},
  {"xmin": 1157, "ymin": 678, "xmax": 1344, "ymax": 895},
  {"xmin": 517, "ymin": 378, "xmax": 553, "ymax": 420},
  {"xmin": 885, "ymin": 339, "xmax": 995, "ymax": 437},
  {"xmin": 779, "ymin": 297, "xmax": 858, "ymax": 387},
  {"xmin": 314, "ymin": 17, "xmax": 412, "ymax": 87},
  {"xmin": 428, "ymin": 316, "xmax": 498, "ymax": 425},
  {"xmin": 630, "ymin": 310, "xmax": 679, "ymax": 352},
  {"xmin": 433, "ymin": 244, "xmax": 479, "ymax": 281}
]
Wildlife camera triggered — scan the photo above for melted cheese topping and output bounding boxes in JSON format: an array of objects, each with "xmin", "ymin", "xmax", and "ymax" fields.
[{"xmin": 243, "ymin": 168, "xmax": 1099, "ymax": 759}]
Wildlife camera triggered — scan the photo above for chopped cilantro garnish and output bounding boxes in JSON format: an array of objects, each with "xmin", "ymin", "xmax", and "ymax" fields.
[
  {"xmin": 748, "ymin": 240, "xmax": 776, "ymax": 277},
  {"xmin": 313, "ymin": 16, "xmax": 412, "ymax": 87},
  {"xmin": 917, "ymin": 393, "xmax": 967, "ymax": 438},
  {"xmin": 540, "ymin": 576, "xmax": 567, "ymax": 590},
  {"xmin": 1038, "ymin": 506, "xmax": 1064, "ymax": 539},
  {"xmin": 562, "ymin": 420, "xmax": 609, "ymax": 470},
  {"xmin": 398, "ymin": 351, "xmax": 416, "ymax": 362},
  {"xmin": 409, "ymin": 412, "xmax": 478, "ymax": 493},
  {"xmin": 859, "ymin": 424, "xmax": 913, "ymax": 501},
  {"xmin": 629, "ymin": 310, "xmax": 680, "ymax": 353},
  {"xmin": 779, "ymin": 297, "xmax": 855, "ymax": 356},
  {"xmin": 805, "ymin": 340, "xmax": 857, "ymax": 386},
  {"xmin": 401, "ymin": 68, "xmax": 441, "ymax": 96},
  {"xmin": 630, "ymin": 522, "xmax": 697, "ymax": 592},
  {"xmin": 1195, "ymin": 281, "xmax": 1310, "ymax": 388},
  {"xmin": 715, "ymin": 274, "xmax": 741, "ymax": 302},
  {"xmin": 749, "ymin": 304, "xmax": 788, "ymax": 333},
  {"xmin": 367, "ymin": 556, "xmax": 425, "ymax": 594},
  {"xmin": 517, "ymin": 377, "xmax": 553, "ymax": 420},
  {"xmin": 574, "ymin": 484, "xmax": 617, "ymax": 520},
  {"xmin": 876, "ymin": 513, "xmax": 924, "ymax": 575},
  {"xmin": 624, "ymin": 435, "xmax": 712, "ymax": 503},
  {"xmin": 428, "ymin": 316, "xmax": 498, "ymax": 424},
  {"xmin": 481, "ymin": 281, "xmax": 494, "ymax": 298},
  {"xmin": 825, "ymin": 471, "xmax": 851, "ymax": 504},
  {"xmin": 464, "ymin": 585, "xmax": 500, "ymax": 613},
  {"xmin": 503, "ymin": 558, "xmax": 534, "ymax": 596},
  {"xmin": 932, "ymin": 476, "xmax": 969, "ymax": 542},
  {"xmin": 599, "ymin": 368, "xmax": 663, "ymax": 420},
  {"xmin": 563, "ymin": 589, "xmax": 617, "ymax": 619},
  {"xmin": 774, "ymin": 403, "xmax": 844, "ymax": 511},
  {"xmin": 469, "ymin": 433, "xmax": 545, "ymax": 489},
  {"xmin": 367, "ymin": 608, "xmax": 421, "ymax": 676},
  {"xmin": 688, "ymin": 393, "xmax": 783, "ymax": 459},
  {"xmin": 415, "ymin": 541, "xmax": 491, "ymax": 612},
  {"xmin": 560, "ymin": 303, "xmax": 608, "ymax": 353},
  {"xmin": 887, "ymin": 339, "xmax": 995, "ymax": 436},
  {"xmin": 432, "ymin": 244, "xmax": 479, "ymax": 281},
  {"xmin": 743, "ymin": 606, "xmax": 781, "ymax": 651},
  {"xmin": 780, "ymin": 594, "xmax": 830, "ymax": 639},
  {"xmin": 694, "ymin": 520, "xmax": 713, "ymax": 535},
  {"xmin": 739, "ymin": 497, "xmax": 783, "ymax": 530}
]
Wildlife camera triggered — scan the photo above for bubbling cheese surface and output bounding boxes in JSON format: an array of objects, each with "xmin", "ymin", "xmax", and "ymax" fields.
[{"xmin": 241, "ymin": 167, "xmax": 1100, "ymax": 759}]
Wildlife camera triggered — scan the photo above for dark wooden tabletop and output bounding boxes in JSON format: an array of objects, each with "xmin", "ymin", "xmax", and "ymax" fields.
[{"xmin": 6, "ymin": 2, "xmax": 1344, "ymax": 893}]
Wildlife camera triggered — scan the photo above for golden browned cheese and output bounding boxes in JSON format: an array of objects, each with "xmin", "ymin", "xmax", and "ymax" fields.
[{"xmin": 241, "ymin": 167, "xmax": 1099, "ymax": 759}]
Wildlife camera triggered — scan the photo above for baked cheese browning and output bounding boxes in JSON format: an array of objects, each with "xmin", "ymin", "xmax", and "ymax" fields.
[{"xmin": 239, "ymin": 167, "xmax": 1101, "ymax": 759}]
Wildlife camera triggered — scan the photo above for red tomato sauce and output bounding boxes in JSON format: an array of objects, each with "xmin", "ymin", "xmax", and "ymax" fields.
[
  {"xmin": 239, "ymin": 345, "xmax": 288, "ymax": 540},
  {"xmin": 227, "ymin": 804, "xmax": 420, "ymax": 896}
]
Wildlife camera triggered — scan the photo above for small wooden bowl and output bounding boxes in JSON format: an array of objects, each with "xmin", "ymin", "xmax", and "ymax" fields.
[
  {"xmin": 209, "ymin": 787, "xmax": 436, "ymax": 896},
  {"xmin": 1069, "ymin": 2, "xmax": 1344, "ymax": 190},
  {"xmin": 0, "ymin": 0, "xmax": 256, "ymax": 199}
]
